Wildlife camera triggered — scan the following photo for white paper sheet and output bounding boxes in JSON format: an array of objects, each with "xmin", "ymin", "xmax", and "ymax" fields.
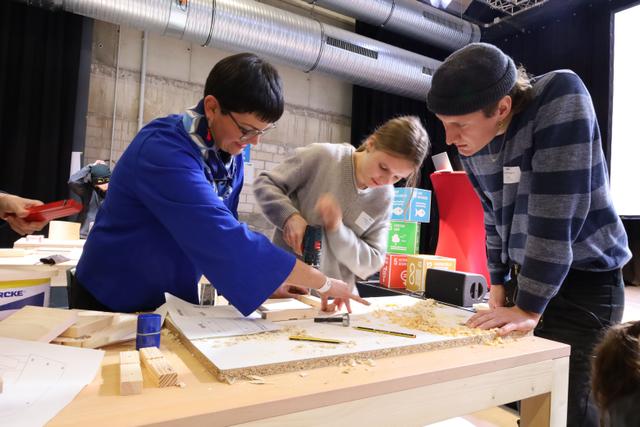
[
  {"xmin": 164, "ymin": 293, "xmax": 279, "ymax": 340},
  {"xmin": 0, "ymin": 337, "xmax": 104, "ymax": 427}
]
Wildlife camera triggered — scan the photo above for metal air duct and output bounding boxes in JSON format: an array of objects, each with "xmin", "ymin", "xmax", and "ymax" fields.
[
  {"xmin": 303, "ymin": 0, "xmax": 480, "ymax": 51},
  {"xmin": 18, "ymin": 0, "xmax": 442, "ymax": 100}
]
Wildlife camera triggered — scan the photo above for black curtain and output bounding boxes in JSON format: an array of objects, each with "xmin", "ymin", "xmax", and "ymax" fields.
[
  {"xmin": 0, "ymin": 2, "xmax": 83, "ymax": 247},
  {"xmin": 353, "ymin": 0, "xmax": 640, "ymax": 274},
  {"xmin": 483, "ymin": 0, "xmax": 640, "ymax": 284},
  {"xmin": 482, "ymin": 0, "xmax": 640, "ymax": 166}
]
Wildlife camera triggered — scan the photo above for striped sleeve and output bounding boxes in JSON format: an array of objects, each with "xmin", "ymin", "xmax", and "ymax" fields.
[{"xmin": 516, "ymin": 71, "xmax": 599, "ymax": 313}]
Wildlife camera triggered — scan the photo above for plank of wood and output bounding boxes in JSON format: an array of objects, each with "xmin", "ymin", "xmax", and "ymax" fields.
[
  {"xmin": 140, "ymin": 347, "xmax": 178, "ymax": 387},
  {"xmin": 0, "ymin": 248, "xmax": 33, "ymax": 257},
  {"xmin": 0, "ymin": 306, "xmax": 77, "ymax": 342},
  {"xmin": 119, "ymin": 350, "xmax": 143, "ymax": 396},
  {"xmin": 59, "ymin": 312, "xmax": 113, "ymax": 338},
  {"xmin": 295, "ymin": 294, "xmax": 322, "ymax": 308},
  {"xmin": 258, "ymin": 298, "xmax": 317, "ymax": 321},
  {"xmin": 51, "ymin": 313, "xmax": 136, "ymax": 348}
]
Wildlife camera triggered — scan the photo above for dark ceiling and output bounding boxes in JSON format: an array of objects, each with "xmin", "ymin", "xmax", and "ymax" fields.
[{"xmin": 458, "ymin": 0, "xmax": 618, "ymax": 40}]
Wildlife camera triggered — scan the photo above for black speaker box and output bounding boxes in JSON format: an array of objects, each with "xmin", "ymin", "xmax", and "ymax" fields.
[{"xmin": 424, "ymin": 269, "xmax": 487, "ymax": 307}]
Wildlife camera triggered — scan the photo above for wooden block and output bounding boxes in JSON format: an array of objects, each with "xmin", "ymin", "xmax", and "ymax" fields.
[
  {"xmin": 295, "ymin": 294, "xmax": 322, "ymax": 309},
  {"xmin": 59, "ymin": 312, "xmax": 113, "ymax": 338},
  {"xmin": 258, "ymin": 298, "xmax": 317, "ymax": 322},
  {"xmin": 120, "ymin": 350, "xmax": 140, "ymax": 365},
  {"xmin": 139, "ymin": 346, "xmax": 163, "ymax": 360},
  {"xmin": 140, "ymin": 347, "xmax": 178, "ymax": 387},
  {"xmin": 0, "ymin": 306, "xmax": 78, "ymax": 342},
  {"xmin": 119, "ymin": 350, "xmax": 142, "ymax": 396},
  {"xmin": 48, "ymin": 220, "xmax": 81, "ymax": 240}
]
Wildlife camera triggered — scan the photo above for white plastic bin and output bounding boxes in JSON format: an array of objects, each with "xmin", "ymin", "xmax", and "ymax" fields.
[{"xmin": 0, "ymin": 269, "xmax": 53, "ymax": 320}]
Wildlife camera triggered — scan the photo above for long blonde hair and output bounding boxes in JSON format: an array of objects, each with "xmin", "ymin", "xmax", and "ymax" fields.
[{"xmin": 357, "ymin": 115, "xmax": 430, "ymax": 187}]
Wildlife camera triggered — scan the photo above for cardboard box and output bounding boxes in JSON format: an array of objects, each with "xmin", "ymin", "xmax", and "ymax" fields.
[
  {"xmin": 379, "ymin": 254, "xmax": 408, "ymax": 288},
  {"xmin": 405, "ymin": 255, "xmax": 456, "ymax": 293},
  {"xmin": 391, "ymin": 187, "xmax": 431, "ymax": 223},
  {"xmin": 387, "ymin": 221, "xmax": 420, "ymax": 254}
]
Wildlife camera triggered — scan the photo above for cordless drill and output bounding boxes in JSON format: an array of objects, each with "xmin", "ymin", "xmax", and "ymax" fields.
[{"xmin": 301, "ymin": 225, "xmax": 322, "ymax": 268}]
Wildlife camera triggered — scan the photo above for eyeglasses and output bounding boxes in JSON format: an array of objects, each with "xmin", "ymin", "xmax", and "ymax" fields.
[{"xmin": 227, "ymin": 112, "xmax": 276, "ymax": 142}]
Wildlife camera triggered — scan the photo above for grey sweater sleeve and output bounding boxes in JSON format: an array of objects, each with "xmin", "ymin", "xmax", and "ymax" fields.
[
  {"xmin": 324, "ymin": 202, "xmax": 391, "ymax": 279},
  {"xmin": 253, "ymin": 148, "xmax": 307, "ymax": 229}
]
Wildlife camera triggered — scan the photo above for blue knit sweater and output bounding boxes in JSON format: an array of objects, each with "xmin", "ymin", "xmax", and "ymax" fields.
[
  {"xmin": 461, "ymin": 70, "xmax": 631, "ymax": 314},
  {"xmin": 76, "ymin": 102, "xmax": 295, "ymax": 315}
]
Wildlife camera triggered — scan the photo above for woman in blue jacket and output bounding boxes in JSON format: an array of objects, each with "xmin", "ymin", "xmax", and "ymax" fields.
[{"xmin": 72, "ymin": 53, "xmax": 365, "ymax": 316}]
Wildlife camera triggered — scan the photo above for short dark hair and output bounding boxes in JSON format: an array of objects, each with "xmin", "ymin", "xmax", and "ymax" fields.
[{"xmin": 204, "ymin": 53, "xmax": 284, "ymax": 123}]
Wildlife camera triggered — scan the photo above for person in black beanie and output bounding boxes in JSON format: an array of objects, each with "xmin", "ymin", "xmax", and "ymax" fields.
[
  {"xmin": 427, "ymin": 42, "xmax": 630, "ymax": 427},
  {"xmin": 68, "ymin": 160, "xmax": 111, "ymax": 238}
]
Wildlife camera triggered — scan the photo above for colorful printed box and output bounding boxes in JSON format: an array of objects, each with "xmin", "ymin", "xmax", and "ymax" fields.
[
  {"xmin": 379, "ymin": 254, "xmax": 408, "ymax": 288},
  {"xmin": 405, "ymin": 254, "xmax": 456, "ymax": 293},
  {"xmin": 386, "ymin": 221, "xmax": 420, "ymax": 255},
  {"xmin": 391, "ymin": 187, "xmax": 431, "ymax": 223}
]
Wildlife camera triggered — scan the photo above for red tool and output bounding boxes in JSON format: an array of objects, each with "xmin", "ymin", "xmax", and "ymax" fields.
[{"xmin": 24, "ymin": 199, "xmax": 83, "ymax": 222}]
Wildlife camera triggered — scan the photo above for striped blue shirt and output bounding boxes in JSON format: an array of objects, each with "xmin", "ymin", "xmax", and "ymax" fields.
[{"xmin": 461, "ymin": 70, "xmax": 631, "ymax": 314}]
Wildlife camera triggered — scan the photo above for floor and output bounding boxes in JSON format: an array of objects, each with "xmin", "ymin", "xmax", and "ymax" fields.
[{"xmin": 435, "ymin": 285, "xmax": 640, "ymax": 427}]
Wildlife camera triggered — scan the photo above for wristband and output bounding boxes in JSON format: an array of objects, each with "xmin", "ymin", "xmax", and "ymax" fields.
[{"xmin": 317, "ymin": 277, "xmax": 332, "ymax": 294}]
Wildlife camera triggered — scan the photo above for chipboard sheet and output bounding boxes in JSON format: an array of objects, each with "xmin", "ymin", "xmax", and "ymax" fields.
[{"xmin": 171, "ymin": 296, "xmax": 496, "ymax": 379}]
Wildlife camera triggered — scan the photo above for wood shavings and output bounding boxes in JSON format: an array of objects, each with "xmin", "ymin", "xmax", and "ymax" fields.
[
  {"xmin": 298, "ymin": 372, "xmax": 309, "ymax": 378},
  {"xmin": 246, "ymin": 374, "xmax": 273, "ymax": 385},
  {"xmin": 247, "ymin": 375, "xmax": 265, "ymax": 381},
  {"xmin": 380, "ymin": 299, "xmax": 490, "ymax": 337},
  {"xmin": 176, "ymin": 381, "xmax": 186, "ymax": 388}
]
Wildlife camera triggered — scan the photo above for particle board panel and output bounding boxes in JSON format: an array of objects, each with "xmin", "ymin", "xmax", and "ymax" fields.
[{"xmin": 168, "ymin": 296, "xmax": 497, "ymax": 381}]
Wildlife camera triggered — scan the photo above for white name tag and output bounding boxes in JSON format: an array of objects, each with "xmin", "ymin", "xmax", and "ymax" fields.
[
  {"xmin": 355, "ymin": 211, "xmax": 374, "ymax": 231},
  {"xmin": 503, "ymin": 166, "xmax": 521, "ymax": 184}
]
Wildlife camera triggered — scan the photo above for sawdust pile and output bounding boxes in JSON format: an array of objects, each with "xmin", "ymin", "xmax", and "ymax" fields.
[{"xmin": 378, "ymin": 299, "xmax": 488, "ymax": 337}]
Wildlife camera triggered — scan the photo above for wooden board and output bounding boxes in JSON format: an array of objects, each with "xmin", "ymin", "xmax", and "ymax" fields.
[
  {"xmin": 0, "ymin": 306, "xmax": 77, "ymax": 342},
  {"xmin": 59, "ymin": 310, "xmax": 114, "ymax": 338},
  {"xmin": 52, "ymin": 312, "xmax": 137, "ymax": 348},
  {"xmin": 258, "ymin": 298, "xmax": 317, "ymax": 321},
  {"xmin": 0, "ymin": 248, "xmax": 33, "ymax": 257},
  {"xmin": 168, "ymin": 296, "xmax": 497, "ymax": 381}
]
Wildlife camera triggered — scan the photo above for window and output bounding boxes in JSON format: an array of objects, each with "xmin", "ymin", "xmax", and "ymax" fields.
[{"xmin": 610, "ymin": 3, "xmax": 640, "ymax": 217}]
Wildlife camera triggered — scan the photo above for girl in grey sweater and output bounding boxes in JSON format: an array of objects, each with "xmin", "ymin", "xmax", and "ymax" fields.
[{"xmin": 254, "ymin": 116, "xmax": 429, "ymax": 311}]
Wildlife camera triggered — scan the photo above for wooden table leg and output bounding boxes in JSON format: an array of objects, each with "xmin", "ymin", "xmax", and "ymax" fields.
[{"xmin": 521, "ymin": 357, "xmax": 569, "ymax": 427}]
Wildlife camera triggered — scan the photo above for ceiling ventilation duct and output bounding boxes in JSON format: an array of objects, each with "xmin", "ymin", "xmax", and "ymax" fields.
[
  {"xmin": 302, "ymin": 0, "xmax": 480, "ymax": 51},
  {"xmin": 17, "ymin": 0, "xmax": 442, "ymax": 100}
]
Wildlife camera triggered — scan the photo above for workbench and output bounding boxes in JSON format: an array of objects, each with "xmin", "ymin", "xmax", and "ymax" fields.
[
  {"xmin": 0, "ymin": 237, "xmax": 84, "ymax": 287},
  {"xmin": 49, "ymin": 332, "xmax": 569, "ymax": 426}
]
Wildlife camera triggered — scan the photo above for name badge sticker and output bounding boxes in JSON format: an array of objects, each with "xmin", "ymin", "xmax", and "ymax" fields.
[
  {"xmin": 503, "ymin": 166, "xmax": 521, "ymax": 184},
  {"xmin": 355, "ymin": 211, "xmax": 374, "ymax": 231}
]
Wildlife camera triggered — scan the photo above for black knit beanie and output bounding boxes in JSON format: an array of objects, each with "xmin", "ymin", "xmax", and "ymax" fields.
[
  {"xmin": 90, "ymin": 164, "xmax": 111, "ymax": 186},
  {"xmin": 427, "ymin": 43, "xmax": 516, "ymax": 116}
]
